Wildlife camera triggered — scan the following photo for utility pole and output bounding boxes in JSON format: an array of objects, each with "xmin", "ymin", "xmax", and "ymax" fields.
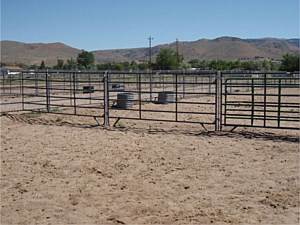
[
  {"xmin": 176, "ymin": 38, "xmax": 179, "ymax": 70},
  {"xmin": 148, "ymin": 36, "xmax": 154, "ymax": 70},
  {"xmin": 148, "ymin": 36, "xmax": 154, "ymax": 101}
]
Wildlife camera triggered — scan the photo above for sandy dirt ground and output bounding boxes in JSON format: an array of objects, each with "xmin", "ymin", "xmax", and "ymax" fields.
[{"xmin": 0, "ymin": 108, "xmax": 299, "ymax": 225}]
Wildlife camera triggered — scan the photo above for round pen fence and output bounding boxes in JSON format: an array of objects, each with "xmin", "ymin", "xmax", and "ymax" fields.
[{"xmin": 0, "ymin": 70, "xmax": 299, "ymax": 131}]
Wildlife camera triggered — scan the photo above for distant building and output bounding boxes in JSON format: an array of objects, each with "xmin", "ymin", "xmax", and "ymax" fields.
[{"xmin": 0, "ymin": 66, "xmax": 23, "ymax": 75}]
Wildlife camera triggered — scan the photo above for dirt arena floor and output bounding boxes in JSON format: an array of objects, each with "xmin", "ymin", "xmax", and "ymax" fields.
[{"xmin": 0, "ymin": 109, "xmax": 299, "ymax": 224}]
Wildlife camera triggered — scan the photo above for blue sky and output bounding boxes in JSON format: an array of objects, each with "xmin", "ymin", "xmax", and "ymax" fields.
[{"xmin": 1, "ymin": 0, "xmax": 299, "ymax": 51}]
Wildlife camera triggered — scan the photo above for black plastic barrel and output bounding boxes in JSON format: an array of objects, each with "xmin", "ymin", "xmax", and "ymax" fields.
[
  {"xmin": 157, "ymin": 91, "xmax": 175, "ymax": 104},
  {"xmin": 83, "ymin": 86, "xmax": 94, "ymax": 93}
]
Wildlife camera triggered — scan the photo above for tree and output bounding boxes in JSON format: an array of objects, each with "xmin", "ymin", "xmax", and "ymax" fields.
[
  {"xmin": 39, "ymin": 60, "xmax": 46, "ymax": 69},
  {"xmin": 96, "ymin": 62, "xmax": 113, "ymax": 70},
  {"xmin": 137, "ymin": 62, "xmax": 148, "ymax": 70},
  {"xmin": 188, "ymin": 59, "xmax": 200, "ymax": 68},
  {"xmin": 29, "ymin": 64, "xmax": 39, "ymax": 70},
  {"xmin": 279, "ymin": 54, "xmax": 300, "ymax": 72},
  {"xmin": 130, "ymin": 61, "xmax": 138, "ymax": 70},
  {"xmin": 0, "ymin": 62, "xmax": 7, "ymax": 67},
  {"xmin": 269, "ymin": 61, "xmax": 279, "ymax": 71},
  {"xmin": 77, "ymin": 51, "xmax": 95, "ymax": 70},
  {"xmin": 208, "ymin": 60, "xmax": 227, "ymax": 70},
  {"xmin": 53, "ymin": 59, "xmax": 64, "ymax": 70},
  {"xmin": 155, "ymin": 48, "xmax": 177, "ymax": 70},
  {"xmin": 64, "ymin": 58, "xmax": 77, "ymax": 70},
  {"xmin": 16, "ymin": 63, "xmax": 28, "ymax": 69},
  {"xmin": 241, "ymin": 61, "xmax": 257, "ymax": 71}
]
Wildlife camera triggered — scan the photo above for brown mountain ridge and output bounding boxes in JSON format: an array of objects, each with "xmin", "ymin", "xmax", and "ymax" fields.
[{"xmin": 1, "ymin": 37, "xmax": 299, "ymax": 66}]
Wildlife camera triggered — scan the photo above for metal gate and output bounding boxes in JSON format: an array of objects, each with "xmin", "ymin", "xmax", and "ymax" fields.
[{"xmin": 222, "ymin": 72, "xmax": 299, "ymax": 130}]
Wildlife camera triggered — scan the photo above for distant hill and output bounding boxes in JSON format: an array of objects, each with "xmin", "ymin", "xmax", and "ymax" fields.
[
  {"xmin": 1, "ymin": 37, "xmax": 299, "ymax": 66},
  {"xmin": 0, "ymin": 41, "xmax": 80, "ymax": 66},
  {"xmin": 285, "ymin": 39, "xmax": 300, "ymax": 48}
]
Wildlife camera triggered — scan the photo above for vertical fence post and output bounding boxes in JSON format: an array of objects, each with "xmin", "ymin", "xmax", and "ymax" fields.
[
  {"xmin": 21, "ymin": 72, "xmax": 24, "ymax": 111},
  {"xmin": 103, "ymin": 71, "xmax": 110, "ymax": 126},
  {"xmin": 150, "ymin": 72, "xmax": 153, "ymax": 102},
  {"xmin": 9, "ymin": 73, "xmax": 12, "ymax": 95},
  {"xmin": 219, "ymin": 71, "xmax": 223, "ymax": 131},
  {"xmin": 175, "ymin": 73, "xmax": 178, "ymax": 122},
  {"xmin": 277, "ymin": 78, "xmax": 282, "ymax": 128},
  {"xmin": 163, "ymin": 73, "xmax": 165, "ymax": 91},
  {"xmin": 138, "ymin": 73, "xmax": 142, "ymax": 119},
  {"xmin": 251, "ymin": 78, "xmax": 255, "ymax": 126},
  {"xmin": 263, "ymin": 73, "xmax": 267, "ymax": 127},
  {"xmin": 215, "ymin": 71, "xmax": 222, "ymax": 131},
  {"xmin": 192, "ymin": 74, "xmax": 195, "ymax": 93},
  {"xmin": 2, "ymin": 71, "xmax": 4, "ymax": 94},
  {"xmin": 223, "ymin": 78, "xmax": 228, "ymax": 126},
  {"xmin": 136, "ymin": 73, "xmax": 139, "ymax": 90},
  {"xmin": 215, "ymin": 72, "xmax": 218, "ymax": 131},
  {"xmin": 35, "ymin": 72, "xmax": 38, "ymax": 96},
  {"xmin": 63, "ymin": 73, "xmax": 66, "ymax": 93},
  {"xmin": 89, "ymin": 73, "xmax": 92, "ymax": 104},
  {"xmin": 72, "ymin": 72, "xmax": 77, "ymax": 114},
  {"xmin": 208, "ymin": 75, "xmax": 211, "ymax": 93},
  {"xmin": 183, "ymin": 72, "xmax": 186, "ymax": 98},
  {"xmin": 46, "ymin": 70, "xmax": 50, "ymax": 112}
]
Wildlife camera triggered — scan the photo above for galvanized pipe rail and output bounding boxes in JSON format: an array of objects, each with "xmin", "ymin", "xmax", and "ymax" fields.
[{"xmin": 0, "ymin": 70, "xmax": 299, "ymax": 131}]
